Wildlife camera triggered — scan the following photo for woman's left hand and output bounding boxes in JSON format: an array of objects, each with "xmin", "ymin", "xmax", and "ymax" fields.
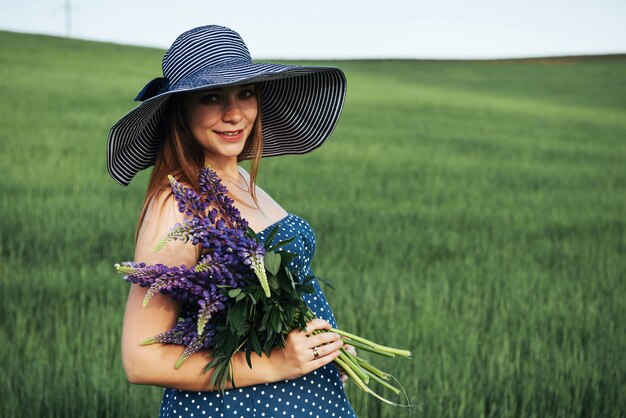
[{"xmin": 338, "ymin": 344, "xmax": 356, "ymax": 385}]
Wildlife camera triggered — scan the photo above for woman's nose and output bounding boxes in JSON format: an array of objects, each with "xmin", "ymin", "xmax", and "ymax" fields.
[{"xmin": 222, "ymin": 99, "xmax": 243, "ymax": 123}]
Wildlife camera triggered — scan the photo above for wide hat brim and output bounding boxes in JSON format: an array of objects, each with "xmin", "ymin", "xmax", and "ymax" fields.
[{"xmin": 107, "ymin": 61, "xmax": 346, "ymax": 186}]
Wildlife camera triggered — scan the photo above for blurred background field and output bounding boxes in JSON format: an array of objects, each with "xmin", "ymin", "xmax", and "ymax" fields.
[{"xmin": 0, "ymin": 31, "xmax": 624, "ymax": 417}]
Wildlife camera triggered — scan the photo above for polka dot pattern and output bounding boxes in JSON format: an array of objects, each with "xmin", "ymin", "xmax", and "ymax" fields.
[{"xmin": 159, "ymin": 214, "xmax": 357, "ymax": 417}]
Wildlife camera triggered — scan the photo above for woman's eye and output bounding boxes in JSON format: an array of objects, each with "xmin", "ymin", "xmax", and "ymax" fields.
[
  {"xmin": 200, "ymin": 94, "xmax": 219, "ymax": 104},
  {"xmin": 240, "ymin": 89, "xmax": 256, "ymax": 99}
]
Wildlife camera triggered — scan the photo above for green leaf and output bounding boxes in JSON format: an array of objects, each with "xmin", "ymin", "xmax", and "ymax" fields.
[
  {"xmin": 302, "ymin": 275, "xmax": 316, "ymax": 286},
  {"xmin": 246, "ymin": 226, "xmax": 257, "ymax": 240},
  {"xmin": 268, "ymin": 274, "xmax": 280, "ymax": 291},
  {"xmin": 283, "ymin": 305, "xmax": 296, "ymax": 328},
  {"xmin": 263, "ymin": 225, "xmax": 280, "ymax": 250},
  {"xmin": 228, "ymin": 301, "xmax": 248, "ymax": 331},
  {"xmin": 285, "ymin": 269, "xmax": 296, "ymax": 287},
  {"xmin": 263, "ymin": 338, "xmax": 273, "ymax": 357},
  {"xmin": 261, "ymin": 306, "xmax": 273, "ymax": 326},
  {"xmin": 247, "ymin": 293, "xmax": 257, "ymax": 305},
  {"xmin": 245, "ymin": 349, "xmax": 253, "ymax": 369},
  {"xmin": 278, "ymin": 271, "xmax": 295, "ymax": 292},
  {"xmin": 314, "ymin": 275, "xmax": 336, "ymax": 290},
  {"xmin": 264, "ymin": 251, "xmax": 281, "ymax": 275},
  {"xmin": 279, "ymin": 252, "xmax": 297, "ymax": 267},
  {"xmin": 228, "ymin": 288, "xmax": 242, "ymax": 298},
  {"xmin": 249, "ymin": 329, "xmax": 262, "ymax": 357},
  {"xmin": 267, "ymin": 236, "xmax": 295, "ymax": 252},
  {"xmin": 236, "ymin": 322, "xmax": 251, "ymax": 337},
  {"xmin": 250, "ymin": 286, "xmax": 264, "ymax": 302},
  {"xmin": 205, "ymin": 356, "xmax": 232, "ymax": 393},
  {"xmin": 271, "ymin": 309, "xmax": 282, "ymax": 333}
]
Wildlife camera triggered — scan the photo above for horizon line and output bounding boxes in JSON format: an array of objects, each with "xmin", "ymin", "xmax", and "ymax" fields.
[{"xmin": 2, "ymin": 28, "xmax": 625, "ymax": 62}]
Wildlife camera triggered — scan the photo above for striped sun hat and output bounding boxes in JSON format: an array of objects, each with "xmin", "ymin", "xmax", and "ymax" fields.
[{"xmin": 107, "ymin": 25, "xmax": 347, "ymax": 186}]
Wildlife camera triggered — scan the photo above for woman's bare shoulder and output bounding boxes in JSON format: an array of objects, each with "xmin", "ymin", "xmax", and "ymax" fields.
[
  {"xmin": 237, "ymin": 166, "xmax": 274, "ymax": 200},
  {"xmin": 135, "ymin": 190, "xmax": 198, "ymax": 267},
  {"xmin": 237, "ymin": 166, "xmax": 288, "ymax": 218}
]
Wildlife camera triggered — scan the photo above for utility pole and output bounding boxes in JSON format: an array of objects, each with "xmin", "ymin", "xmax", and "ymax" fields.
[{"xmin": 65, "ymin": 0, "xmax": 71, "ymax": 37}]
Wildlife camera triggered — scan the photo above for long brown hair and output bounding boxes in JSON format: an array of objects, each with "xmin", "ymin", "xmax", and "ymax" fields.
[{"xmin": 135, "ymin": 91, "xmax": 264, "ymax": 241}]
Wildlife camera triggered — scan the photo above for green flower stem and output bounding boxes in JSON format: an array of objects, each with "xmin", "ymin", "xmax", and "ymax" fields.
[
  {"xmin": 356, "ymin": 358, "xmax": 391, "ymax": 380},
  {"xmin": 310, "ymin": 328, "xmax": 370, "ymax": 383},
  {"xmin": 304, "ymin": 308, "xmax": 410, "ymax": 358},
  {"xmin": 336, "ymin": 357, "xmax": 406, "ymax": 407},
  {"xmin": 338, "ymin": 349, "xmax": 369, "ymax": 384},
  {"xmin": 334, "ymin": 356, "xmax": 369, "ymax": 392},
  {"xmin": 330, "ymin": 327, "xmax": 411, "ymax": 358},
  {"xmin": 340, "ymin": 338, "xmax": 395, "ymax": 358},
  {"xmin": 365, "ymin": 370, "xmax": 401, "ymax": 395},
  {"xmin": 304, "ymin": 308, "xmax": 411, "ymax": 407}
]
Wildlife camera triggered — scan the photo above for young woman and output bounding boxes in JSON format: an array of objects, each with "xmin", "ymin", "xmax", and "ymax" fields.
[{"xmin": 108, "ymin": 25, "xmax": 357, "ymax": 417}]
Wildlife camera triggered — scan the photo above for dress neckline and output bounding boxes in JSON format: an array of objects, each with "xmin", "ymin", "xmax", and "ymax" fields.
[{"xmin": 254, "ymin": 214, "xmax": 291, "ymax": 235}]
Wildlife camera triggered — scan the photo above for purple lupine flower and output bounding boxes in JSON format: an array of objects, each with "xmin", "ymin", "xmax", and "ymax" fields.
[
  {"xmin": 197, "ymin": 298, "xmax": 221, "ymax": 336},
  {"xmin": 117, "ymin": 165, "xmax": 271, "ymax": 367},
  {"xmin": 197, "ymin": 166, "xmax": 248, "ymax": 231},
  {"xmin": 168, "ymin": 174, "xmax": 209, "ymax": 216}
]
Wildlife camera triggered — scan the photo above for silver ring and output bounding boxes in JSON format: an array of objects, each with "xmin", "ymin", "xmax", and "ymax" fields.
[{"xmin": 312, "ymin": 347, "xmax": 320, "ymax": 359}]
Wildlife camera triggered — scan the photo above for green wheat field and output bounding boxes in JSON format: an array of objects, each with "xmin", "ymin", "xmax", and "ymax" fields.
[{"xmin": 0, "ymin": 31, "xmax": 624, "ymax": 418}]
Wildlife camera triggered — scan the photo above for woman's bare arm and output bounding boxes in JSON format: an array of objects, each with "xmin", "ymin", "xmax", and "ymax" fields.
[{"xmin": 121, "ymin": 192, "xmax": 342, "ymax": 391}]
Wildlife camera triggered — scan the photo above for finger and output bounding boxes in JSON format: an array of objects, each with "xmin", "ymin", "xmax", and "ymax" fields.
[
  {"xmin": 335, "ymin": 363, "xmax": 349, "ymax": 384},
  {"xmin": 300, "ymin": 319, "xmax": 332, "ymax": 335},
  {"xmin": 344, "ymin": 344, "xmax": 357, "ymax": 356},
  {"xmin": 306, "ymin": 332, "xmax": 342, "ymax": 348},
  {"xmin": 310, "ymin": 340, "xmax": 343, "ymax": 360},
  {"xmin": 308, "ymin": 348, "xmax": 341, "ymax": 370},
  {"xmin": 310, "ymin": 346, "xmax": 322, "ymax": 361}
]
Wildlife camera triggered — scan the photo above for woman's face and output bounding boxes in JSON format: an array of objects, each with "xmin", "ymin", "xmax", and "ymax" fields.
[{"xmin": 182, "ymin": 84, "xmax": 259, "ymax": 162}]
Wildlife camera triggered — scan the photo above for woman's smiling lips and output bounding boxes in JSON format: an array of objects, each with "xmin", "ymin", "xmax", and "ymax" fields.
[{"xmin": 215, "ymin": 130, "xmax": 244, "ymax": 142}]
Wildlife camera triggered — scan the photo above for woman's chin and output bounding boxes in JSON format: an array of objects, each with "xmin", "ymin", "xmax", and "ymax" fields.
[{"xmin": 203, "ymin": 144, "xmax": 246, "ymax": 162}]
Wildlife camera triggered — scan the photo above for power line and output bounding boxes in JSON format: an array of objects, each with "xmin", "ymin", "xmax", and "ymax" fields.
[{"xmin": 65, "ymin": 0, "xmax": 71, "ymax": 37}]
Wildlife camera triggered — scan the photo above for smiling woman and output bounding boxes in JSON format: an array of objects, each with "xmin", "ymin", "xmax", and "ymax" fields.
[
  {"xmin": 106, "ymin": 25, "xmax": 356, "ymax": 417},
  {"xmin": 183, "ymin": 85, "xmax": 259, "ymax": 163}
]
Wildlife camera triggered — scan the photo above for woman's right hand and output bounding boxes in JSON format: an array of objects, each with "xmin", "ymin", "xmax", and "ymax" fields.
[{"xmin": 270, "ymin": 319, "xmax": 343, "ymax": 381}]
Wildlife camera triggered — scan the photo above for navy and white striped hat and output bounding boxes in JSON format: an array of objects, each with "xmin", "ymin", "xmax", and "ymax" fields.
[{"xmin": 107, "ymin": 25, "xmax": 347, "ymax": 186}]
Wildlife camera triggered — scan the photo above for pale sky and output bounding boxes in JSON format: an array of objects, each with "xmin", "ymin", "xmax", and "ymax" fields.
[{"xmin": 1, "ymin": 0, "xmax": 625, "ymax": 59}]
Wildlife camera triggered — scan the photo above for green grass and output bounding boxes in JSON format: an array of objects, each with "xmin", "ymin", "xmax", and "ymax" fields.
[{"xmin": 1, "ymin": 31, "xmax": 625, "ymax": 418}]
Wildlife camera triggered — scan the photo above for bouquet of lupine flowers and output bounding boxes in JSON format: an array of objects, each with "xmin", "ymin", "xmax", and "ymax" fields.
[{"xmin": 116, "ymin": 166, "xmax": 411, "ymax": 405}]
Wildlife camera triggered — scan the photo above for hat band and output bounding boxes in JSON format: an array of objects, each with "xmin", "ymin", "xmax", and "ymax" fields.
[{"xmin": 135, "ymin": 77, "xmax": 169, "ymax": 101}]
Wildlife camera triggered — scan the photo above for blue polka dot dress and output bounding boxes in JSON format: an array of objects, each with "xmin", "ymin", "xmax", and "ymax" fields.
[{"xmin": 159, "ymin": 214, "xmax": 358, "ymax": 418}]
